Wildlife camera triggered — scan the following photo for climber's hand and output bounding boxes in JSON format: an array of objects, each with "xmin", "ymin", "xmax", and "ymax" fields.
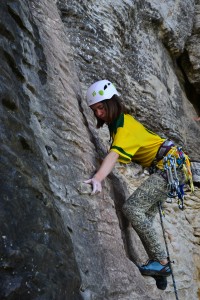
[{"xmin": 84, "ymin": 178, "xmax": 102, "ymax": 195}]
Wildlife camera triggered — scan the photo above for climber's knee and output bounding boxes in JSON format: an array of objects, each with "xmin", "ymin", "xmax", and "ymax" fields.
[{"xmin": 122, "ymin": 201, "xmax": 140, "ymax": 224}]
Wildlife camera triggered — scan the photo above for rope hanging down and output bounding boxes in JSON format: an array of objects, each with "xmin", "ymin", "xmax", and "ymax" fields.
[{"xmin": 158, "ymin": 202, "xmax": 179, "ymax": 300}]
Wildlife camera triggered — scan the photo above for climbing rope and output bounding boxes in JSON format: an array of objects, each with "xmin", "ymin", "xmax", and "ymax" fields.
[{"xmin": 158, "ymin": 201, "xmax": 179, "ymax": 300}]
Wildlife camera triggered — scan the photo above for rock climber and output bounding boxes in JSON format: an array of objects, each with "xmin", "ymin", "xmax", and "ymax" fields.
[{"xmin": 84, "ymin": 79, "xmax": 192, "ymax": 284}]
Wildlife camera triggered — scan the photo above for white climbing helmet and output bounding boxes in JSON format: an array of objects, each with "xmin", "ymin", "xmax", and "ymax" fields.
[{"xmin": 86, "ymin": 79, "xmax": 120, "ymax": 106}]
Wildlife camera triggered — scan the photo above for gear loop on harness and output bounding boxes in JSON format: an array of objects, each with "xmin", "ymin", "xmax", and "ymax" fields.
[
  {"xmin": 163, "ymin": 153, "xmax": 185, "ymax": 209},
  {"xmin": 149, "ymin": 140, "xmax": 194, "ymax": 210}
]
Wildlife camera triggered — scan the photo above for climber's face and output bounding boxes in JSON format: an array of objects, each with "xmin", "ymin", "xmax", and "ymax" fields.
[{"xmin": 91, "ymin": 102, "xmax": 107, "ymax": 121}]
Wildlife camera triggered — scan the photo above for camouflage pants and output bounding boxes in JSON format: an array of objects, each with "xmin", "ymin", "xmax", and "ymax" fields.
[{"xmin": 122, "ymin": 173, "xmax": 168, "ymax": 261}]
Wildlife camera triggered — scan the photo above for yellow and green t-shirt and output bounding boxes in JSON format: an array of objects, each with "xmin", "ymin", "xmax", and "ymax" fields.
[{"xmin": 108, "ymin": 113, "xmax": 165, "ymax": 167}]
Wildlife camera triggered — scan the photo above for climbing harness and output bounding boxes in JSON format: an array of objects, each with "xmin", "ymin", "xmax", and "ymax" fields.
[
  {"xmin": 149, "ymin": 139, "xmax": 175, "ymax": 175},
  {"xmin": 158, "ymin": 201, "xmax": 179, "ymax": 300}
]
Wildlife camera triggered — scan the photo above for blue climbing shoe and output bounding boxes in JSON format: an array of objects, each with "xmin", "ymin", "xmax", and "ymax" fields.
[{"xmin": 139, "ymin": 260, "xmax": 171, "ymax": 277}]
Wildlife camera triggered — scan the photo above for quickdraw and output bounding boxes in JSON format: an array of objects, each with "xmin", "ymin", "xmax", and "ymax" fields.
[
  {"xmin": 163, "ymin": 153, "xmax": 184, "ymax": 209},
  {"xmin": 163, "ymin": 147, "xmax": 194, "ymax": 210}
]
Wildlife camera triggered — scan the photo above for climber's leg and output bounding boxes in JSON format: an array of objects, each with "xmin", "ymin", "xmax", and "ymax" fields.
[{"xmin": 122, "ymin": 173, "xmax": 168, "ymax": 261}]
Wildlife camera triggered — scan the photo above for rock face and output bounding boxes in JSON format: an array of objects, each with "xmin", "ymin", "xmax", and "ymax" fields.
[{"xmin": 0, "ymin": 1, "xmax": 200, "ymax": 300}]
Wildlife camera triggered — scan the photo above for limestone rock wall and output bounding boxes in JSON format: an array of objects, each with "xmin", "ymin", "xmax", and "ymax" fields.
[{"xmin": 0, "ymin": 1, "xmax": 200, "ymax": 300}]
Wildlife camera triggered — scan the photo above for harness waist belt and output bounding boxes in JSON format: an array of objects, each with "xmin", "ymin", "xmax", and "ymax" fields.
[{"xmin": 156, "ymin": 140, "xmax": 175, "ymax": 162}]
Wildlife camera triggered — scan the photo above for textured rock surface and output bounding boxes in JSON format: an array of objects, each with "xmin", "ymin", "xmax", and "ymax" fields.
[
  {"xmin": 0, "ymin": 1, "xmax": 82, "ymax": 299},
  {"xmin": 58, "ymin": 0, "xmax": 200, "ymax": 158},
  {"xmin": 0, "ymin": 0, "xmax": 200, "ymax": 300}
]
